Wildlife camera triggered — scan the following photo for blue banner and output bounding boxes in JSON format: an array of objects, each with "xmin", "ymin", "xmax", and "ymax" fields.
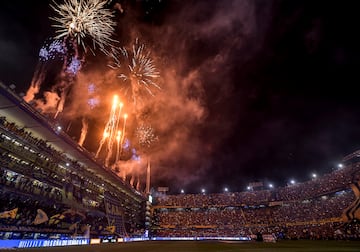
[{"xmin": 0, "ymin": 239, "xmax": 89, "ymax": 249}]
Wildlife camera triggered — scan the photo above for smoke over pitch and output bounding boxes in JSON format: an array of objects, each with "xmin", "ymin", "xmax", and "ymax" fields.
[
  {"xmin": 4, "ymin": 0, "xmax": 359, "ymax": 194},
  {"xmin": 113, "ymin": 0, "xmax": 271, "ymax": 191},
  {"xmin": 23, "ymin": 0, "xmax": 272, "ymax": 192}
]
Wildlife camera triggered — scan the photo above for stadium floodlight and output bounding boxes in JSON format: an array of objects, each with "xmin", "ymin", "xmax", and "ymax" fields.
[
  {"xmin": 247, "ymin": 186, "xmax": 251, "ymax": 190},
  {"xmin": 224, "ymin": 187, "xmax": 229, "ymax": 192},
  {"xmin": 290, "ymin": 179, "xmax": 295, "ymax": 185},
  {"xmin": 312, "ymin": 173, "xmax": 317, "ymax": 178},
  {"xmin": 180, "ymin": 189, "xmax": 184, "ymax": 194},
  {"xmin": 201, "ymin": 188, "xmax": 206, "ymax": 194},
  {"xmin": 338, "ymin": 163, "xmax": 343, "ymax": 169},
  {"xmin": 268, "ymin": 183, "xmax": 273, "ymax": 188}
]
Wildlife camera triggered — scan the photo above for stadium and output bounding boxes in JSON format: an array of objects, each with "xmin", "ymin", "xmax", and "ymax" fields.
[
  {"xmin": 1, "ymin": 0, "xmax": 360, "ymax": 251},
  {"xmin": 1, "ymin": 81, "xmax": 360, "ymax": 250}
]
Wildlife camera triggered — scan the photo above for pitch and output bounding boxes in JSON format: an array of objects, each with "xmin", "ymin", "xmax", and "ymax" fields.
[{"xmin": 6, "ymin": 240, "xmax": 360, "ymax": 252}]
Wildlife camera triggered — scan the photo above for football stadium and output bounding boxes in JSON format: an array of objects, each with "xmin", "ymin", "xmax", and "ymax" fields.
[
  {"xmin": 1, "ymin": 81, "xmax": 360, "ymax": 249},
  {"xmin": 1, "ymin": 0, "xmax": 360, "ymax": 251}
]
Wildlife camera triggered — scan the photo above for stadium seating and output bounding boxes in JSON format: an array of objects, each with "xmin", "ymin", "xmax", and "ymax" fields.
[{"xmin": 152, "ymin": 163, "xmax": 360, "ymax": 240}]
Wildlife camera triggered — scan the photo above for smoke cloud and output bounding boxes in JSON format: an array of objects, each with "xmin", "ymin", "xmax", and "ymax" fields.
[{"xmin": 22, "ymin": 0, "xmax": 273, "ymax": 193}]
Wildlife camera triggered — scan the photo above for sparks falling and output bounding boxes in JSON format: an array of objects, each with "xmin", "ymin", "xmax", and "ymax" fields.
[
  {"xmin": 50, "ymin": 0, "xmax": 117, "ymax": 55},
  {"xmin": 96, "ymin": 95, "xmax": 128, "ymax": 167},
  {"xmin": 39, "ymin": 39, "xmax": 66, "ymax": 61},
  {"xmin": 24, "ymin": 38, "xmax": 67, "ymax": 103},
  {"xmin": 110, "ymin": 38, "xmax": 160, "ymax": 105}
]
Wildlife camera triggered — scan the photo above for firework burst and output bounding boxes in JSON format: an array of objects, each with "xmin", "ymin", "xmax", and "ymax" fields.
[
  {"xmin": 136, "ymin": 124, "xmax": 158, "ymax": 149},
  {"xmin": 50, "ymin": 0, "xmax": 116, "ymax": 54},
  {"xmin": 110, "ymin": 38, "xmax": 160, "ymax": 105},
  {"xmin": 39, "ymin": 39, "xmax": 66, "ymax": 61}
]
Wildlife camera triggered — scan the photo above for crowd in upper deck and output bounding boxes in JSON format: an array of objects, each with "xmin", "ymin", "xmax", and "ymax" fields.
[
  {"xmin": 0, "ymin": 116, "xmax": 144, "ymax": 237},
  {"xmin": 153, "ymin": 161, "xmax": 360, "ymax": 240}
]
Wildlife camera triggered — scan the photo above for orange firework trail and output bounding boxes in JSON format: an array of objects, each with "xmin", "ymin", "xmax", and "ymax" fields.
[
  {"xmin": 106, "ymin": 95, "xmax": 120, "ymax": 159},
  {"xmin": 114, "ymin": 101, "xmax": 123, "ymax": 163},
  {"xmin": 95, "ymin": 95, "xmax": 128, "ymax": 167},
  {"xmin": 115, "ymin": 130, "xmax": 122, "ymax": 163},
  {"xmin": 120, "ymin": 113, "xmax": 128, "ymax": 155}
]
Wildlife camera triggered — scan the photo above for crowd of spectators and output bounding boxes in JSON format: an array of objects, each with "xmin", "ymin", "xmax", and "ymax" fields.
[
  {"xmin": 0, "ymin": 189, "xmax": 110, "ymax": 237},
  {"xmin": 156, "ymin": 163, "xmax": 359, "ymax": 209},
  {"xmin": 1, "ymin": 114, "xmax": 360, "ymax": 240},
  {"xmin": 153, "ymin": 163, "xmax": 360, "ymax": 240},
  {"xmin": 0, "ymin": 119, "xmax": 101, "ymax": 209},
  {"xmin": 0, "ymin": 116, "xmax": 145, "ymax": 238},
  {"xmin": 156, "ymin": 190, "xmax": 272, "ymax": 208},
  {"xmin": 274, "ymin": 165, "xmax": 358, "ymax": 201}
]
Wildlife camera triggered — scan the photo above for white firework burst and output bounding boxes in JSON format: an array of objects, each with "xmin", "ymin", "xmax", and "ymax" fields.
[
  {"xmin": 50, "ymin": 0, "xmax": 116, "ymax": 54},
  {"xmin": 110, "ymin": 38, "xmax": 160, "ymax": 104},
  {"xmin": 136, "ymin": 124, "xmax": 158, "ymax": 149}
]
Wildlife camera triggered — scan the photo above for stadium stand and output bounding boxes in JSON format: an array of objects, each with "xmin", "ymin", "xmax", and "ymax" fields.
[
  {"xmin": 152, "ymin": 163, "xmax": 360, "ymax": 240},
  {"xmin": 1, "ymin": 81, "xmax": 360, "ymax": 243},
  {"xmin": 0, "ymin": 83, "xmax": 147, "ymax": 240}
]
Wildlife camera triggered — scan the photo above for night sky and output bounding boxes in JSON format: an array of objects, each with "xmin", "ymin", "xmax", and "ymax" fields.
[{"xmin": 1, "ymin": 0, "xmax": 360, "ymax": 194}]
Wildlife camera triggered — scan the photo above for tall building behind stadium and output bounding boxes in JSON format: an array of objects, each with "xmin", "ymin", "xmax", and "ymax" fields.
[{"xmin": 1, "ymin": 81, "xmax": 360, "ymax": 245}]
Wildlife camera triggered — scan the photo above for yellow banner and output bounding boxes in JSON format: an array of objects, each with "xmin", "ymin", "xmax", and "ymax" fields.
[{"xmin": 0, "ymin": 208, "xmax": 18, "ymax": 219}]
